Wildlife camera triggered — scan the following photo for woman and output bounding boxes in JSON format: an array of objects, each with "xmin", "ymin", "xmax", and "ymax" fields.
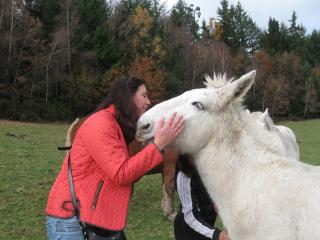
[
  {"xmin": 46, "ymin": 76, "xmax": 184, "ymax": 240},
  {"xmin": 174, "ymin": 155, "xmax": 229, "ymax": 240}
]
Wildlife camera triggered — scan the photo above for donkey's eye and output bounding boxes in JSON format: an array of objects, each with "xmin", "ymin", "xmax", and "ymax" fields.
[{"xmin": 192, "ymin": 101, "xmax": 205, "ymax": 111}]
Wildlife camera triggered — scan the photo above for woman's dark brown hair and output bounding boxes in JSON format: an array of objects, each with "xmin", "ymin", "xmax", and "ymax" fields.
[{"xmin": 96, "ymin": 76, "xmax": 146, "ymax": 144}]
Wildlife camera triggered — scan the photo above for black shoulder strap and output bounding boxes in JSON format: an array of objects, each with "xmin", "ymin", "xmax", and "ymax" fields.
[
  {"xmin": 58, "ymin": 146, "xmax": 72, "ymax": 151},
  {"xmin": 67, "ymin": 154, "xmax": 89, "ymax": 239},
  {"xmin": 67, "ymin": 153, "xmax": 80, "ymax": 217}
]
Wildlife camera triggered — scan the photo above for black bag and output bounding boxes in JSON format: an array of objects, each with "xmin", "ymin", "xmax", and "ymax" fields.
[
  {"xmin": 86, "ymin": 228, "xmax": 125, "ymax": 240},
  {"xmin": 67, "ymin": 154, "xmax": 125, "ymax": 240}
]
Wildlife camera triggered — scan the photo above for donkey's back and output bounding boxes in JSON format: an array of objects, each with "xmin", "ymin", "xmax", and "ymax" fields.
[{"xmin": 229, "ymin": 158, "xmax": 320, "ymax": 240}]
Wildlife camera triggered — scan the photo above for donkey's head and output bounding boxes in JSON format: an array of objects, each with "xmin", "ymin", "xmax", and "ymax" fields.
[{"xmin": 136, "ymin": 70, "xmax": 256, "ymax": 154}]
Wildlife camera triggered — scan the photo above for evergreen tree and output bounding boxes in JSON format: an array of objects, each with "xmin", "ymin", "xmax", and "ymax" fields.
[
  {"xmin": 74, "ymin": 0, "xmax": 119, "ymax": 68},
  {"xmin": 259, "ymin": 18, "xmax": 289, "ymax": 55},
  {"xmin": 1, "ymin": 0, "xmax": 319, "ymax": 120},
  {"xmin": 170, "ymin": 0, "xmax": 201, "ymax": 40},
  {"xmin": 217, "ymin": 0, "xmax": 260, "ymax": 54},
  {"xmin": 232, "ymin": 2, "xmax": 260, "ymax": 54},
  {"xmin": 288, "ymin": 11, "xmax": 306, "ymax": 54},
  {"xmin": 200, "ymin": 20, "xmax": 211, "ymax": 41},
  {"xmin": 24, "ymin": 0, "xmax": 61, "ymax": 37},
  {"xmin": 305, "ymin": 30, "xmax": 320, "ymax": 66},
  {"xmin": 217, "ymin": 0, "xmax": 233, "ymax": 49}
]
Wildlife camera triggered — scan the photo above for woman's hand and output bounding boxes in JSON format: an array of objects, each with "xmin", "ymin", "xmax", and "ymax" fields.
[{"xmin": 153, "ymin": 112, "xmax": 184, "ymax": 151}]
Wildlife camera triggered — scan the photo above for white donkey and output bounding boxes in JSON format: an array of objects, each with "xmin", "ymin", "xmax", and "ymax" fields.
[
  {"xmin": 247, "ymin": 109, "xmax": 300, "ymax": 161},
  {"xmin": 205, "ymin": 74, "xmax": 300, "ymax": 161},
  {"xmin": 135, "ymin": 70, "xmax": 320, "ymax": 240}
]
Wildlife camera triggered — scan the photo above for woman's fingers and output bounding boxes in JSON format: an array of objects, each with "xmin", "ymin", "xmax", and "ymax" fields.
[
  {"xmin": 167, "ymin": 112, "xmax": 177, "ymax": 127},
  {"xmin": 165, "ymin": 112, "xmax": 182, "ymax": 135},
  {"xmin": 173, "ymin": 116, "xmax": 184, "ymax": 135},
  {"xmin": 158, "ymin": 117, "xmax": 165, "ymax": 128},
  {"xmin": 153, "ymin": 112, "xmax": 184, "ymax": 150}
]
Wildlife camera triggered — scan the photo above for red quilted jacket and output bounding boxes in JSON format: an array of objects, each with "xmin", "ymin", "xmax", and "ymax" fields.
[{"xmin": 46, "ymin": 105, "xmax": 163, "ymax": 230}]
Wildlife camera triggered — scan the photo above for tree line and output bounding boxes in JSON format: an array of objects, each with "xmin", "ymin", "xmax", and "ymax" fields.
[{"xmin": 0, "ymin": 0, "xmax": 319, "ymax": 121}]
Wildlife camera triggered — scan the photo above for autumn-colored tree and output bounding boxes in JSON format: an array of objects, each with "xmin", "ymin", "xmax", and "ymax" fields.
[
  {"xmin": 303, "ymin": 77, "xmax": 318, "ymax": 117},
  {"xmin": 100, "ymin": 67, "xmax": 126, "ymax": 97},
  {"xmin": 212, "ymin": 22, "xmax": 223, "ymax": 42},
  {"xmin": 251, "ymin": 51, "xmax": 290, "ymax": 115},
  {"xmin": 129, "ymin": 6, "xmax": 153, "ymax": 56},
  {"xmin": 276, "ymin": 52, "xmax": 304, "ymax": 116},
  {"xmin": 232, "ymin": 50, "xmax": 247, "ymax": 76},
  {"xmin": 1, "ymin": 0, "xmax": 320, "ymax": 121},
  {"xmin": 128, "ymin": 56, "xmax": 166, "ymax": 104}
]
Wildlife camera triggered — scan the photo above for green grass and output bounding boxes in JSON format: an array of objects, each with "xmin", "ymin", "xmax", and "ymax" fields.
[
  {"xmin": 279, "ymin": 119, "xmax": 320, "ymax": 165},
  {"xmin": 0, "ymin": 119, "xmax": 319, "ymax": 239}
]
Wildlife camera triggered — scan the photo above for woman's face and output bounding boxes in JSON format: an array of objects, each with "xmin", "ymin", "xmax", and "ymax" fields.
[{"xmin": 132, "ymin": 84, "xmax": 151, "ymax": 117}]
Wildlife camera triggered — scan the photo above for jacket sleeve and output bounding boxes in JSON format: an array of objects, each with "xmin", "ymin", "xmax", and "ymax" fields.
[
  {"xmin": 177, "ymin": 171, "xmax": 219, "ymax": 239},
  {"xmin": 79, "ymin": 113, "xmax": 163, "ymax": 186}
]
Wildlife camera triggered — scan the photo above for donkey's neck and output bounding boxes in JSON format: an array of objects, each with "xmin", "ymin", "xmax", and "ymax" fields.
[
  {"xmin": 195, "ymin": 140, "xmax": 245, "ymax": 205},
  {"xmin": 193, "ymin": 114, "xmax": 276, "ymax": 215},
  {"xmin": 194, "ymin": 113, "xmax": 242, "ymax": 193}
]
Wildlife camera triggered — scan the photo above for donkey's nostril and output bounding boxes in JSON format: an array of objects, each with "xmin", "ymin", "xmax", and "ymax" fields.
[{"xmin": 142, "ymin": 123, "xmax": 150, "ymax": 130}]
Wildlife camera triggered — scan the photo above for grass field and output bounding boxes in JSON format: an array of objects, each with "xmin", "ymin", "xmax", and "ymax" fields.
[{"xmin": 0, "ymin": 119, "xmax": 319, "ymax": 239}]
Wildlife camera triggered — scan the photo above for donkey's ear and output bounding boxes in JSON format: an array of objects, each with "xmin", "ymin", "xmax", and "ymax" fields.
[
  {"xmin": 218, "ymin": 70, "xmax": 256, "ymax": 106},
  {"xmin": 261, "ymin": 108, "xmax": 274, "ymax": 131},
  {"xmin": 260, "ymin": 108, "xmax": 269, "ymax": 121}
]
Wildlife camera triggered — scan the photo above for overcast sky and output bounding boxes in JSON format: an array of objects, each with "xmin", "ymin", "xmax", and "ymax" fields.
[{"xmin": 162, "ymin": 0, "xmax": 320, "ymax": 34}]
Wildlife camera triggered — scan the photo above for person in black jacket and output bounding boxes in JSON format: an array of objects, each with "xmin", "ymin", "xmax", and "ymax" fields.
[{"xmin": 174, "ymin": 155, "xmax": 229, "ymax": 240}]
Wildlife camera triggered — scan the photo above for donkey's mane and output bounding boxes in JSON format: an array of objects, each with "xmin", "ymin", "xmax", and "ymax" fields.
[
  {"xmin": 205, "ymin": 73, "xmax": 245, "ymax": 107},
  {"xmin": 204, "ymin": 73, "xmax": 234, "ymax": 88}
]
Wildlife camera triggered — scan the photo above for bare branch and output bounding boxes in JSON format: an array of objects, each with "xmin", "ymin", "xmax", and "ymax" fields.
[
  {"xmin": 0, "ymin": 0, "xmax": 4, "ymax": 31},
  {"xmin": 45, "ymin": 42, "xmax": 58, "ymax": 104}
]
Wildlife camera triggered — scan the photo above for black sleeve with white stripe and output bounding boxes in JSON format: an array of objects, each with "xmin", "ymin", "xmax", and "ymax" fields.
[{"xmin": 176, "ymin": 171, "xmax": 221, "ymax": 239}]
